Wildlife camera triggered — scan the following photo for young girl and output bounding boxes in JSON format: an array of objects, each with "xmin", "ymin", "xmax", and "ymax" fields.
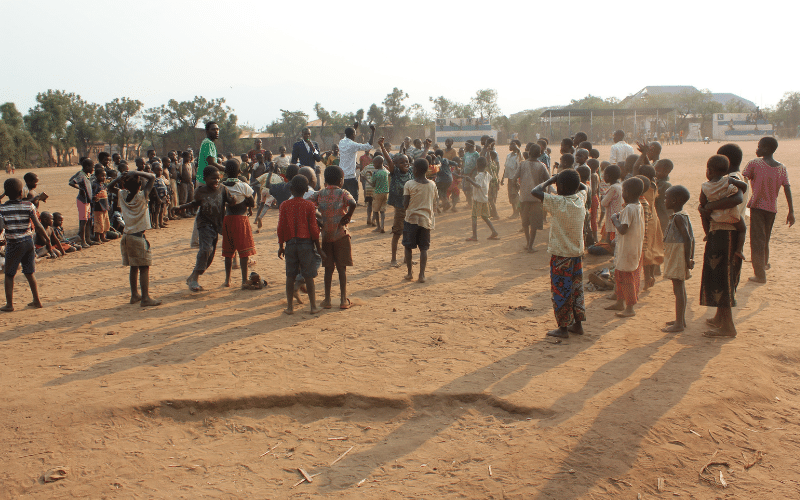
[
  {"xmin": 606, "ymin": 177, "xmax": 645, "ymax": 318},
  {"xmin": 638, "ymin": 166, "xmax": 665, "ymax": 289},
  {"xmin": 661, "ymin": 185, "xmax": 694, "ymax": 333}
]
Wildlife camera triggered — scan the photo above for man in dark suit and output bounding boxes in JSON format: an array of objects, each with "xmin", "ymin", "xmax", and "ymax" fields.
[{"xmin": 291, "ymin": 128, "xmax": 325, "ymax": 189}]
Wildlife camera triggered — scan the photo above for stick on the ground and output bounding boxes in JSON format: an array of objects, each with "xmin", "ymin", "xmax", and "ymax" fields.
[
  {"xmin": 17, "ymin": 451, "xmax": 52, "ymax": 459},
  {"xmin": 299, "ymin": 468, "xmax": 314, "ymax": 483},
  {"xmin": 260, "ymin": 442, "xmax": 281, "ymax": 457},
  {"xmin": 330, "ymin": 446, "xmax": 354, "ymax": 466}
]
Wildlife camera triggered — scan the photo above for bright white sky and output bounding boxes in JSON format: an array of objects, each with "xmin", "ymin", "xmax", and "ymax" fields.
[{"xmin": 2, "ymin": 0, "xmax": 795, "ymax": 130}]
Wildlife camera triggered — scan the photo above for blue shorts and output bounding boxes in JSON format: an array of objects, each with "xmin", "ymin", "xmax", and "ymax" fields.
[
  {"xmin": 4, "ymin": 236, "xmax": 35, "ymax": 277},
  {"xmin": 402, "ymin": 222, "xmax": 431, "ymax": 250},
  {"xmin": 285, "ymin": 238, "xmax": 319, "ymax": 279}
]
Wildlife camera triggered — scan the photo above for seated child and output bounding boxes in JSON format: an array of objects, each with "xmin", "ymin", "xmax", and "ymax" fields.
[
  {"xmin": 531, "ymin": 169, "xmax": 588, "ymax": 340},
  {"xmin": 51, "ymin": 212, "xmax": 81, "ymax": 252},
  {"xmin": 0, "ymin": 178, "xmax": 54, "ymax": 311},
  {"xmin": 463, "ymin": 157, "xmax": 499, "ymax": 241},
  {"xmin": 310, "ymin": 166, "xmax": 357, "ymax": 307},
  {"xmin": 277, "ymin": 175, "xmax": 325, "ymax": 315},
  {"xmin": 661, "ymin": 185, "xmax": 695, "ymax": 333},
  {"xmin": 700, "ymin": 154, "xmax": 747, "ymax": 259},
  {"xmin": 402, "ymin": 158, "xmax": 437, "ymax": 283},
  {"xmin": 220, "ymin": 160, "xmax": 257, "ymax": 289},
  {"xmin": 35, "ymin": 212, "xmax": 64, "ymax": 258},
  {"xmin": 605, "ymin": 177, "xmax": 645, "ymax": 318}
]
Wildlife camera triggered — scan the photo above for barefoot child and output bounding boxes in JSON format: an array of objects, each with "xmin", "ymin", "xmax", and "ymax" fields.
[
  {"xmin": 68, "ymin": 158, "xmax": 96, "ymax": 248},
  {"xmin": 699, "ymin": 155, "xmax": 747, "ymax": 261},
  {"xmin": 92, "ymin": 167, "xmax": 111, "ymax": 243},
  {"xmin": 310, "ymin": 166, "xmax": 356, "ymax": 309},
  {"xmin": 371, "ymin": 155, "xmax": 389, "ymax": 233},
  {"xmin": 220, "ymin": 160, "xmax": 257, "ymax": 289},
  {"xmin": 661, "ymin": 185, "xmax": 694, "ymax": 333},
  {"xmin": 106, "ymin": 171, "xmax": 161, "ymax": 307},
  {"xmin": 463, "ymin": 157, "xmax": 499, "ymax": 241},
  {"xmin": 606, "ymin": 177, "xmax": 645, "ymax": 317},
  {"xmin": 277, "ymin": 175, "xmax": 324, "ymax": 315},
  {"xmin": 654, "ymin": 159, "xmax": 674, "ymax": 237},
  {"xmin": 516, "ymin": 144, "xmax": 549, "ymax": 252},
  {"xmin": 0, "ymin": 178, "xmax": 54, "ymax": 311},
  {"xmin": 378, "ymin": 137, "xmax": 414, "ymax": 267},
  {"xmin": 531, "ymin": 170, "xmax": 588, "ymax": 339},
  {"xmin": 179, "ymin": 167, "xmax": 230, "ymax": 292},
  {"xmin": 403, "ymin": 158, "xmax": 437, "ymax": 283},
  {"xmin": 51, "ymin": 213, "xmax": 81, "ymax": 252}
]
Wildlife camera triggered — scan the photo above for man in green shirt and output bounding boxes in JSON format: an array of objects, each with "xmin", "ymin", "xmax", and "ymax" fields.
[{"xmin": 196, "ymin": 122, "xmax": 224, "ymax": 185}]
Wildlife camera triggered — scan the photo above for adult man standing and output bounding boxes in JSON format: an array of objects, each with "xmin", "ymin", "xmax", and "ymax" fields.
[
  {"xmin": 609, "ymin": 129, "xmax": 635, "ymax": 168},
  {"xmin": 196, "ymin": 122, "xmax": 224, "ymax": 186},
  {"xmin": 291, "ymin": 128, "xmax": 324, "ymax": 189},
  {"xmin": 247, "ymin": 139, "xmax": 265, "ymax": 162},
  {"xmin": 338, "ymin": 122, "xmax": 376, "ymax": 203}
]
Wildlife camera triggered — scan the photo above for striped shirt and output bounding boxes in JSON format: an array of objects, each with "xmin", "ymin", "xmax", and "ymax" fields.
[{"xmin": 0, "ymin": 200, "xmax": 36, "ymax": 240}]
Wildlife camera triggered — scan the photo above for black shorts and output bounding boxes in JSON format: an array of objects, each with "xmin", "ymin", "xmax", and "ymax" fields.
[
  {"xmin": 4, "ymin": 236, "xmax": 35, "ymax": 276},
  {"xmin": 363, "ymin": 195, "xmax": 373, "ymax": 203},
  {"xmin": 402, "ymin": 222, "xmax": 431, "ymax": 250},
  {"xmin": 284, "ymin": 238, "xmax": 318, "ymax": 279}
]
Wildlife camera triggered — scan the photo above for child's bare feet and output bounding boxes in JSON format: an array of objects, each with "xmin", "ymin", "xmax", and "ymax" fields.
[
  {"xmin": 310, "ymin": 305, "xmax": 323, "ymax": 314},
  {"xmin": 404, "ymin": 273, "xmax": 414, "ymax": 281},
  {"xmin": 0, "ymin": 304, "xmax": 14, "ymax": 312},
  {"xmin": 662, "ymin": 323, "xmax": 684, "ymax": 332},
  {"xmin": 705, "ymin": 318, "xmax": 720, "ymax": 328},
  {"xmin": 488, "ymin": 233, "xmax": 500, "ymax": 240},
  {"xmin": 283, "ymin": 308, "xmax": 294, "ymax": 315},
  {"xmin": 604, "ymin": 301, "xmax": 624, "ymax": 311},
  {"xmin": 546, "ymin": 328, "xmax": 569, "ymax": 339},
  {"xmin": 418, "ymin": 274, "xmax": 426, "ymax": 283},
  {"xmin": 390, "ymin": 260, "xmax": 399, "ymax": 268},
  {"xmin": 567, "ymin": 323, "xmax": 584, "ymax": 335},
  {"xmin": 28, "ymin": 300, "xmax": 43, "ymax": 309},
  {"xmin": 140, "ymin": 297, "xmax": 161, "ymax": 307},
  {"xmin": 293, "ymin": 290, "xmax": 303, "ymax": 304},
  {"xmin": 321, "ymin": 298, "xmax": 332, "ymax": 309},
  {"xmin": 615, "ymin": 307, "xmax": 635, "ymax": 318},
  {"xmin": 130, "ymin": 294, "xmax": 142, "ymax": 304},
  {"xmin": 223, "ymin": 280, "xmax": 231, "ymax": 288},
  {"xmin": 605, "ymin": 293, "xmax": 618, "ymax": 300}
]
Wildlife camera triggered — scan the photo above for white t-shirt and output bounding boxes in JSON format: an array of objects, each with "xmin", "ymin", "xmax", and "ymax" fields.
[
  {"xmin": 614, "ymin": 202, "xmax": 644, "ymax": 272},
  {"xmin": 223, "ymin": 180, "xmax": 254, "ymax": 205},
  {"xmin": 473, "ymin": 171, "xmax": 491, "ymax": 203},
  {"xmin": 338, "ymin": 137, "xmax": 372, "ymax": 179}
]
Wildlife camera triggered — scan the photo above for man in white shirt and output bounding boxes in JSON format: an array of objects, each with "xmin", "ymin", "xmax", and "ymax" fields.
[
  {"xmin": 338, "ymin": 122, "xmax": 376, "ymax": 203},
  {"xmin": 609, "ymin": 129, "xmax": 635, "ymax": 167}
]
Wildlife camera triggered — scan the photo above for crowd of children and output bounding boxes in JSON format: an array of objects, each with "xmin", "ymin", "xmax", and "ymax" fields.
[{"xmin": 0, "ymin": 125, "xmax": 793, "ymax": 345}]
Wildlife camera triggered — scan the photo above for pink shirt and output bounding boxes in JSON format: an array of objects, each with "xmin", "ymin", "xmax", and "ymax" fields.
[{"xmin": 743, "ymin": 158, "xmax": 790, "ymax": 213}]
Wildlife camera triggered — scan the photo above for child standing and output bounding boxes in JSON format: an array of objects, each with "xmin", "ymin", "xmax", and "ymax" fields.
[
  {"xmin": 310, "ymin": 166, "xmax": 356, "ymax": 308},
  {"xmin": 531, "ymin": 170, "xmax": 588, "ymax": 339},
  {"xmin": 379, "ymin": 138, "xmax": 414, "ymax": 267},
  {"xmin": 220, "ymin": 161, "xmax": 257, "ymax": 289},
  {"xmin": 92, "ymin": 167, "xmax": 111, "ymax": 243},
  {"xmin": 462, "ymin": 140, "xmax": 480, "ymax": 205},
  {"xmin": 403, "ymin": 158, "xmax": 437, "ymax": 283},
  {"xmin": 151, "ymin": 163, "xmax": 169, "ymax": 229},
  {"xmin": 68, "ymin": 158, "xmax": 96, "ymax": 248},
  {"xmin": 605, "ymin": 177, "xmax": 645, "ymax": 317},
  {"xmin": 637, "ymin": 168, "xmax": 665, "ymax": 289},
  {"xmin": 661, "ymin": 185, "xmax": 695, "ymax": 333},
  {"xmin": 0, "ymin": 178, "xmax": 54, "ymax": 311},
  {"xmin": 464, "ymin": 157, "xmax": 499, "ymax": 241},
  {"xmin": 516, "ymin": 144, "xmax": 550, "ymax": 252},
  {"xmin": 370, "ymin": 155, "xmax": 389, "ymax": 233},
  {"xmin": 700, "ymin": 155, "xmax": 748, "ymax": 260},
  {"xmin": 106, "ymin": 171, "xmax": 161, "ymax": 307},
  {"xmin": 742, "ymin": 137, "xmax": 794, "ymax": 283},
  {"xmin": 277, "ymin": 175, "xmax": 324, "ymax": 315},
  {"xmin": 654, "ymin": 159, "xmax": 674, "ymax": 237},
  {"xmin": 360, "ymin": 157, "xmax": 376, "ymax": 226}
]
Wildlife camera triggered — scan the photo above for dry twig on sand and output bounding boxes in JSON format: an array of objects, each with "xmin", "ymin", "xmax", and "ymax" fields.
[{"xmin": 330, "ymin": 446, "xmax": 354, "ymax": 466}]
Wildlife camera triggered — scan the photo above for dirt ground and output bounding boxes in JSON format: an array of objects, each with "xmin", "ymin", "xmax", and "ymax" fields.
[{"xmin": 1, "ymin": 139, "xmax": 799, "ymax": 499}]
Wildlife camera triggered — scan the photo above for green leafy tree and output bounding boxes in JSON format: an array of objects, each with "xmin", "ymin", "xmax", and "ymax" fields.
[
  {"xmin": 471, "ymin": 89, "xmax": 501, "ymax": 122},
  {"xmin": 66, "ymin": 95, "xmax": 101, "ymax": 158},
  {"xmin": 367, "ymin": 103, "xmax": 385, "ymax": 125},
  {"xmin": 383, "ymin": 88, "xmax": 409, "ymax": 126},
  {"xmin": 140, "ymin": 105, "xmax": 170, "ymax": 152},
  {"xmin": 429, "ymin": 96, "xmax": 457, "ymax": 119},
  {"xmin": 24, "ymin": 90, "xmax": 73, "ymax": 167},
  {"xmin": 313, "ymin": 102, "xmax": 330, "ymax": 140},
  {"xmin": 165, "ymin": 96, "xmax": 227, "ymax": 148},
  {"xmin": 268, "ymin": 109, "xmax": 308, "ymax": 147},
  {"xmin": 99, "ymin": 97, "xmax": 143, "ymax": 160},
  {"xmin": 0, "ymin": 103, "xmax": 38, "ymax": 168}
]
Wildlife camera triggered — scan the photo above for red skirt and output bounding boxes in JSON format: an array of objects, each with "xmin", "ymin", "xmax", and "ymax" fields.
[
  {"xmin": 615, "ymin": 265, "xmax": 641, "ymax": 306},
  {"xmin": 222, "ymin": 215, "xmax": 256, "ymax": 258}
]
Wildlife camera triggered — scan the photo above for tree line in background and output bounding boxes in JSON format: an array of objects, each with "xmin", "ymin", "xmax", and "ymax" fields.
[{"xmin": 3, "ymin": 87, "xmax": 800, "ymax": 169}]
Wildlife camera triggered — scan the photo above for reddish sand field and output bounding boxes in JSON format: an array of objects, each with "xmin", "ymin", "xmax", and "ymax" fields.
[{"xmin": 1, "ymin": 140, "xmax": 799, "ymax": 499}]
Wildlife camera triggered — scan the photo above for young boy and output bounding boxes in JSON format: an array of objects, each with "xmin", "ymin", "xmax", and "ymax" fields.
[
  {"xmin": 38, "ymin": 211, "xmax": 74, "ymax": 255},
  {"xmin": 360, "ymin": 156, "xmax": 376, "ymax": 226},
  {"xmin": 661, "ymin": 185, "xmax": 694, "ymax": 333},
  {"xmin": 557, "ymin": 153, "xmax": 575, "ymax": 173},
  {"xmin": 179, "ymin": 167, "xmax": 231, "ymax": 292},
  {"xmin": 576, "ymin": 165, "xmax": 594, "ymax": 247},
  {"xmin": 600, "ymin": 164, "xmax": 624, "ymax": 246},
  {"xmin": 462, "ymin": 140, "xmax": 480, "ymax": 205},
  {"xmin": 654, "ymin": 159, "xmax": 674, "ymax": 237},
  {"xmin": 0, "ymin": 178, "xmax": 54, "ymax": 311},
  {"xmin": 605, "ymin": 177, "xmax": 645, "ymax": 317},
  {"xmin": 151, "ymin": 163, "xmax": 169, "ymax": 229},
  {"xmin": 403, "ymin": 158, "xmax": 437, "ymax": 283},
  {"xmin": 51, "ymin": 212, "xmax": 81, "ymax": 252},
  {"xmin": 92, "ymin": 167, "xmax": 111, "ymax": 243},
  {"xmin": 106, "ymin": 170, "xmax": 161, "ymax": 307},
  {"xmin": 532, "ymin": 170, "xmax": 588, "ymax": 339},
  {"xmin": 699, "ymin": 155, "xmax": 748, "ymax": 260},
  {"xmin": 221, "ymin": 160, "xmax": 257, "ymax": 289},
  {"xmin": 516, "ymin": 144, "xmax": 550, "ymax": 252},
  {"xmin": 587, "ymin": 158, "xmax": 601, "ymax": 243},
  {"xmin": 22, "ymin": 173, "xmax": 48, "ymax": 210},
  {"xmin": 68, "ymin": 158, "xmax": 96, "ymax": 248},
  {"xmin": 310, "ymin": 166, "xmax": 356, "ymax": 308},
  {"xmin": 277, "ymin": 175, "xmax": 324, "ymax": 315},
  {"xmin": 463, "ymin": 157, "xmax": 499, "ymax": 241},
  {"xmin": 379, "ymin": 138, "xmax": 414, "ymax": 267},
  {"xmin": 742, "ymin": 136, "xmax": 794, "ymax": 283},
  {"xmin": 371, "ymin": 155, "xmax": 389, "ymax": 233}
]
